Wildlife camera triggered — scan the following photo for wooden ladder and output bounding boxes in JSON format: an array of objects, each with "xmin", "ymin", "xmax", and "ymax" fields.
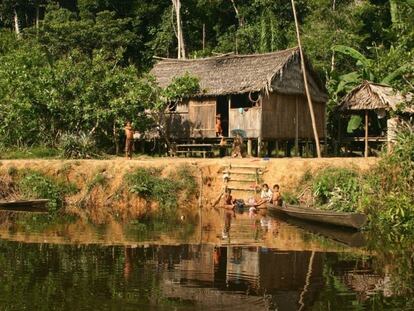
[{"xmin": 222, "ymin": 163, "xmax": 267, "ymax": 198}]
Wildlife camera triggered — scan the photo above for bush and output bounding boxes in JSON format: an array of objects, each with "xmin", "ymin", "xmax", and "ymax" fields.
[
  {"xmin": 310, "ymin": 167, "xmax": 361, "ymax": 212},
  {"xmin": 172, "ymin": 165, "xmax": 198, "ymax": 201},
  {"xmin": 18, "ymin": 170, "xmax": 78, "ymax": 212},
  {"xmin": 58, "ymin": 133, "xmax": 98, "ymax": 159},
  {"xmin": 125, "ymin": 166, "xmax": 197, "ymax": 217},
  {"xmin": 363, "ymin": 128, "xmax": 414, "ymax": 230}
]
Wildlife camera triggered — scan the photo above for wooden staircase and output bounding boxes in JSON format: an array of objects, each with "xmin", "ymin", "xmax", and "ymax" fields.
[{"xmin": 222, "ymin": 163, "xmax": 267, "ymax": 198}]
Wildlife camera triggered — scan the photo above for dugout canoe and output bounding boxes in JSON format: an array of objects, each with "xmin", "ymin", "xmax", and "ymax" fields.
[
  {"xmin": 268, "ymin": 204, "xmax": 367, "ymax": 230},
  {"xmin": 0, "ymin": 199, "xmax": 49, "ymax": 213}
]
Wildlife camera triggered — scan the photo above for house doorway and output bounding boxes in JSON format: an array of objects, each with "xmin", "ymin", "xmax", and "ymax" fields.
[{"xmin": 216, "ymin": 96, "xmax": 229, "ymax": 137}]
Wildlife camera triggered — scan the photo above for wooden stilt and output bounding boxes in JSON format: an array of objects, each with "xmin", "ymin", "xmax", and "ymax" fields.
[
  {"xmin": 247, "ymin": 138, "xmax": 252, "ymax": 156},
  {"xmin": 295, "ymin": 97, "xmax": 299, "ymax": 156},
  {"xmin": 275, "ymin": 140, "xmax": 279, "ymax": 158},
  {"xmin": 364, "ymin": 110, "xmax": 369, "ymax": 157}
]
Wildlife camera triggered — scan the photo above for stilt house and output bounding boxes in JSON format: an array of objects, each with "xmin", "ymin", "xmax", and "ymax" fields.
[
  {"xmin": 151, "ymin": 47, "xmax": 328, "ymax": 154},
  {"xmin": 337, "ymin": 81, "xmax": 413, "ymax": 157}
]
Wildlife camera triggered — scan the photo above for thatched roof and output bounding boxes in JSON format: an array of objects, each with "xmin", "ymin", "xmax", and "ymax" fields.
[
  {"xmin": 339, "ymin": 81, "xmax": 414, "ymax": 113},
  {"xmin": 151, "ymin": 47, "xmax": 328, "ymax": 102}
]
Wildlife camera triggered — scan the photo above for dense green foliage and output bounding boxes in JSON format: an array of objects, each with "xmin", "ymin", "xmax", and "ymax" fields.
[
  {"xmin": 302, "ymin": 129, "xmax": 414, "ymax": 233},
  {"xmin": 58, "ymin": 132, "xmax": 99, "ymax": 159},
  {"xmin": 362, "ymin": 128, "xmax": 414, "ymax": 234},
  {"xmin": 311, "ymin": 167, "xmax": 361, "ymax": 212},
  {"xmin": 18, "ymin": 170, "xmax": 78, "ymax": 212},
  {"xmin": 125, "ymin": 165, "xmax": 198, "ymax": 216}
]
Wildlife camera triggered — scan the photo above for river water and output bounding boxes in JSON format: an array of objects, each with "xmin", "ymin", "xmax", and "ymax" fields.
[{"xmin": 0, "ymin": 209, "xmax": 412, "ymax": 311}]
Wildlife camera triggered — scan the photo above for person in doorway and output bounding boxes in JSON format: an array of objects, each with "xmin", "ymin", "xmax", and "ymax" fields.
[
  {"xmin": 215, "ymin": 114, "xmax": 223, "ymax": 137},
  {"xmin": 271, "ymin": 184, "xmax": 282, "ymax": 206},
  {"xmin": 255, "ymin": 183, "xmax": 273, "ymax": 207},
  {"xmin": 124, "ymin": 121, "xmax": 134, "ymax": 159}
]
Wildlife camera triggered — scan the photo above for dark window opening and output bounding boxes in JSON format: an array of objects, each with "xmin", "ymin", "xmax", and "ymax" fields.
[{"xmin": 230, "ymin": 92, "xmax": 260, "ymax": 109}]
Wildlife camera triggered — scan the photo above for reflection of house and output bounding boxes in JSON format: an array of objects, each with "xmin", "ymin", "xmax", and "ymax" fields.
[
  {"xmin": 337, "ymin": 81, "xmax": 413, "ymax": 156},
  {"xmin": 151, "ymin": 47, "xmax": 327, "ymax": 155},
  {"xmin": 161, "ymin": 245, "xmax": 325, "ymax": 311}
]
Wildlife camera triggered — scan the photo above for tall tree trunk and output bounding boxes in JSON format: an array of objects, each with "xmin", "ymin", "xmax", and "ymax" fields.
[
  {"xmin": 330, "ymin": 0, "xmax": 336, "ymax": 72},
  {"xmin": 230, "ymin": 0, "xmax": 243, "ymax": 27},
  {"xmin": 14, "ymin": 9, "xmax": 21, "ymax": 37},
  {"xmin": 113, "ymin": 122, "xmax": 119, "ymax": 155},
  {"xmin": 172, "ymin": 0, "xmax": 186, "ymax": 59},
  {"xmin": 291, "ymin": 0, "xmax": 322, "ymax": 158},
  {"xmin": 36, "ymin": 3, "xmax": 40, "ymax": 29}
]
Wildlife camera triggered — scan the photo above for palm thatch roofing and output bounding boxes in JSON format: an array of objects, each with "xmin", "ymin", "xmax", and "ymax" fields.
[
  {"xmin": 151, "ymin": 47, "xmax": 328, "ymax": 102},
  {"xmin": 339, "ymin": 81, "xmax": 414, "ymax": 113}
]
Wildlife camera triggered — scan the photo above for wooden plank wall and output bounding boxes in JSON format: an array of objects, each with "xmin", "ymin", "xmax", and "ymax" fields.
[
  {"xmin": 166, "ymin": 101, "xmax": 191, "ymax": 138},
  {"xmin": 262, "ymin": 93, "xmax": 325, "ymax": 139},
  {"xmin": 229, "ymin": 107, "xmax": 261, "ymax": 138},
  {"xmin": 188, "ymin": 98, "xmax": 216, "ymax": 138}
]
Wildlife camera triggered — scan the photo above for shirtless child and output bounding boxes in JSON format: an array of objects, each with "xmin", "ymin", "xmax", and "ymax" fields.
[
  {"xmin": 271, "ymin": 184, "xmax": 282, "ymax": 206},
  {"xmin": 124, "ymin": 121, "xmax": 134, "ymax": 159},
  {"xmin": 221, "ymin": 188, "xmax": 235, "ymax": 209}
]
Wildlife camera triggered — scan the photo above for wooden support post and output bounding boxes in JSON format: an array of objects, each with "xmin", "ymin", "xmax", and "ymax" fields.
[
  {"xmin": 364, "ymin": 110, "xmax": 369, "ymax": 157},
  {"xmin": 257, "ymin": 137, "xmax": 262, "ymax": 157},
  {"xmin": 247, "ymin": 138, "xmax": 252, "ymax": 156},
  {"xmin": 336, "ymin": 117, "xmax": 341, "ymax": 156},
  {"xmin": 295, "ymin": 97, "xmax": 299, "ymax": 156},
  {"xmin": 275, "ymin": 140, "xmax": 279, "ymax": 158}
]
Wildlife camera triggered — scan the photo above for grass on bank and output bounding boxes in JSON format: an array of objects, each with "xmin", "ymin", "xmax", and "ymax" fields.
[
  {"xmin": 125, "ymin": 165, "xmax": 198, "ymax": 217},
  {"xmin": 0, "ymin": 146, "xmax": 60, "ymax": 159}
]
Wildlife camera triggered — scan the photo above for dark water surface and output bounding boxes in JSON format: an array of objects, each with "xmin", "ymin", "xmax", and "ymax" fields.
[{"xmin": 0, "ymin": 210, "xmax": 412, "ymax": 311}]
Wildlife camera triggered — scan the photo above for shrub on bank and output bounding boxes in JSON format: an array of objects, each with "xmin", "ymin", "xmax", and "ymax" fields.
[
  {"xmin": 18, "ymin": 170, "xmax": 78, "ymax": 212},
  {"xmin": 125, "ymin": 166, "xmax": 197, "ymax": 217},
  {"xmin": 362, "ymin": 129, "xmax": 414, "ymax": 232},
  {"xmin": 301, "ymin": 167, "xmax": 362, "ymax": 212},
  {"xmin": 58, "ymin": 133, "xmax": 99, "ymax": 159},
  {"xmin": 0, "ymin": 146, "xmax": 59, "ymax": 159}
]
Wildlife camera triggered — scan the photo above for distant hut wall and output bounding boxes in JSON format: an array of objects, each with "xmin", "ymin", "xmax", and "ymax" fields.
[
  {"xmin": 188, "ymin": 97, "xmax": 216, "ymax": 138},
  {"xmin": 166, "ymin": 100, "xmax": 191, "ymax": 138},
  {"xmin": 166, "ymin": 97, "xmax": 216, "ymax": 139},
  {"xmin": 262, "ymin": 92, "xmax": 325, "ymax": 139},
  {"xmin": 228, "ymin": 106, "xmax": 262, "ymax": 138}
]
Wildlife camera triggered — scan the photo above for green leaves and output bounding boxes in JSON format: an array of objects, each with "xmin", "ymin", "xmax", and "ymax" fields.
[
  {"xmin": 162, "ymin": 73, "xmax": 200, "ymax": 103},
  {"xmin": 346, "ymin": 115, "xmax": 362, "ymax": 134},
  {"xmin": 332, "ymin": 45, "xmax": 372, "ymax": 69}
]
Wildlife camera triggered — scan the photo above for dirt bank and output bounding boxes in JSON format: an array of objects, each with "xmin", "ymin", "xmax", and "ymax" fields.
[{"xmin": 0, "ymin": 157, "xmax": 378, "ymax": 222}]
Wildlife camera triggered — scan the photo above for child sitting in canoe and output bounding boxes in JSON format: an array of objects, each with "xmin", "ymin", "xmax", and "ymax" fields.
[
  {"xmin": 271, "ymin": 184, "xmax": 283, "ymax": 206},
  {"xmin": 254, "ymin": 184, "xmax": 273, "ymax": 207}
]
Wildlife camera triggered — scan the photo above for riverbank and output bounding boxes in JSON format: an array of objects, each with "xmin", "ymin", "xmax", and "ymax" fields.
[{"xmin": 0, "ymin": 157, "xmax": 378, "ymax": 222}]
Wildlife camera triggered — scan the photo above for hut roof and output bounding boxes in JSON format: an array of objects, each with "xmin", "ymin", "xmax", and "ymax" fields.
[
  {"xmin": 339, "ymin": 81, "xmax": 414, "ymax": 113},
  {"xmin": 151, "ymin": 47, "xmax": 327, "ymax": 101}
]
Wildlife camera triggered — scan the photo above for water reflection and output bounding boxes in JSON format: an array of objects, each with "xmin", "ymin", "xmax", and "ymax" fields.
[
  {"xmin": 0, "ymin": 241, "xmax": 404, "ymax": 311},
  {"xmin": 0, "ymin": 209, "xmax": 412, "ymax": 310}
]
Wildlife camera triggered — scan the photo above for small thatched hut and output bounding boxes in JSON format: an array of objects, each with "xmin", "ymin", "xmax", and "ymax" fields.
[
  {"xmin": 151, "ymin": 47, "xmax": 328, "ymax": 156},
  {"xmin": 338, "ymin": 81, "xmax": 413, "ymax": 156}
]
